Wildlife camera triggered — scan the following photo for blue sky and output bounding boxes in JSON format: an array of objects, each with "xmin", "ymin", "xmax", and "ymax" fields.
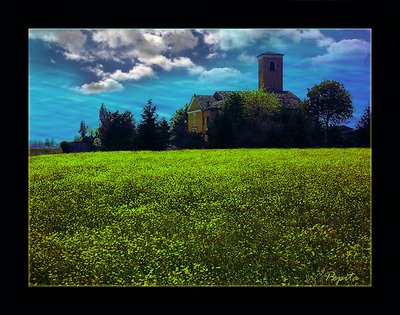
[{"xmin": 29, "ymin": 29, "xmax": 371, "ymax": 143}]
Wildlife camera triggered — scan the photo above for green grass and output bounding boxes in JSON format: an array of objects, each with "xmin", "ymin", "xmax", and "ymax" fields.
[{"xmin": 28, "ymin": 148, "xmax": 371, "ymax": 286}]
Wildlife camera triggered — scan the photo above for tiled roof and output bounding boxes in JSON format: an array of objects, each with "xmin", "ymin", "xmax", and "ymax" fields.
[
  {"xmin": 194, "ymin": 95, "xmax": 223, "ymax": 110},
  {"xmin": 214, "ymin": 91, "xmax": 235, "ymax": 100},
  {"xmin": 273, "ymin": 91, "xmax": 301, "ymax": 109},
  {"xmin": 192, "ymin": 92, "xmax": 236, "ymax": 110}
]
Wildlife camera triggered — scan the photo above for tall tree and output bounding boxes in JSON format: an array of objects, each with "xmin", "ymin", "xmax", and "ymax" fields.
[
  {"xmin": 170, "ymin": 104, "xmax": 189, "ymax": 148},
  {"xmin": 158, "ymin": 117, "xmax": 170, "ymax": 149},
  {"xmin": 78, "ymin": 121, "xmax": 98, "ymax": 149},
  {"xmin": 208, "ymin": 92, "xmax": 244, "ymax": 148},
  {"xmin": 98, "ymin": 104, "xmax": 136, "ymax": 151},
  {"xmin": 354, "ymin": 103, "xmax": 371, "ymax": 147},
  {"xmin": 305, "ymin": 80, "xmax": 353, "ymax": 144},
  {"xmin": 208, "ymin": 91, "xmax": 283, "ymax": 148},
  {"xmin": 137, "ymin": 99, "xmax": 161, "ymax": 150}
]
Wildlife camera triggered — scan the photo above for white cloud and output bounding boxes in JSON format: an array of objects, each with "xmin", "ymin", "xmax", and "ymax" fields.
[
  {"xmin": 31, "ymin": 29, "xmax": 199, "ymax": 65},
  {"xmin": 310, "ymin": 39, "xmax": 370, "ymax": 64},
  {"xmin": 206, "ymin": 52, "xmax": 218, "ymax": 59},
  {"xmin": 91, "ymin": 29, "xmax": 199, "ymax": 60},
  {"xmin": 79, "ymin": 63, "xmax": 155, "ymax": 94},
  {"xmin": 199, "ymin": 67, "xmax": 241, "ymax": 82},
  {"xmin": 161, "ymin": 29, "xmax": 199, "ymax": 51},
  {"xmin": 92, "ymin": 29, "xmax": 144, "ymax": 49},
  {"xmin": 138, "ymin": 55, "xmax": 205, "ymax": 74},
  {"xmin": 200, "ymin": 29, "xmax": 265, "ymax": 50},
  {"xmin": 187, "ymin": 64, "xmax": 206, "ymax": 75},
  {"xmin": 108, "ymin": 63, "xmax": 155, "ymax": 81},
  {"xmin": 199, "ymin": 29, "xmax": 335, "ymax": 52},
  {"xmin": 300, "ymin": 30, "xmax": 334, "ymax": 47},
  {"xmin": 29, "ymin": 29, "xmax": 92, "ymax": 62},
  {"xmin": 63, "ymin": 51, "xmax": 94, "ymax": 62},
  {"xmin": 83, "ymin": 64, "xmax": 105, "ymax": 77},
  {"xmin": 79, "ymin": 78, "xmax": 124, "ymax": 94},
  {"xmin": 274, "ymin": 29, "xmax": 334, "ymax": 47},
  {"xmin": 237, "ymin": 52, "xmax": 255, "ymax": 63}
]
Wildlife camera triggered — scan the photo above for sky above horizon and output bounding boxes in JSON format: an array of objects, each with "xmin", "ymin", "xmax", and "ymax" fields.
[{"xmin": 29, "ymin": 29, "xmax": 371, "ymax": 143}]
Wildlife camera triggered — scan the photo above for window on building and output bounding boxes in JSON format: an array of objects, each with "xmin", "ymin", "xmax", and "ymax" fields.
[
  {"xmin": 270, "ymin": 61, "xmax": 276, "ymax": 72},
  {"xmin": 193, "ymin": 112, "xmax": 197, "ymax": 127}
]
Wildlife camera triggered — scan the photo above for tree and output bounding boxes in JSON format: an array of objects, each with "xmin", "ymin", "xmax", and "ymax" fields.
[
  {"xmin": 60, "ymin": 141, "xmax": 71, "ymax": 153},
  {"xmin": 354, "ymin": 103, "xmax": 371, "ymax": 147},
  {"xmin": 207, "ymin": 109, "xmax": 236, "ymax": 148},
  {"xmin": 305, "ymin": 80, "xmax": 353, "ymax": 145},
  {"xmin": 98, "ymin": 104, "xmax": 136, "ymax": 151},
  {"xmin": 77, "ymin": 120, "xmax": 98, "ymax": 150},
  {"xmin": 209, "ymin": 92, "xmax": 244, "ymax": 148},
  {"xmin": 136, "ymin": 99, "xmax": 162, "ymax": 150},
  {"xmin": 169, "ymin": 104, "xmax": 206, "ymax": 149},
  {"xmin": 278, "ymin": 103, "xmax": 316, "ymax": 148},
  {"xmin": 170, "ymin": 104, "xmax": 189, "ymax": 148},
  {"xmin": 78, "ymin": 121, "xmax": 90, "ymax": 140},
  {"xmin": 158, "ymin": 117, "xmax": 170, "ymax": 149},
  {"xmin": 239, "ymin": 90, "xmax": 282, "ymax": 147},
  {"xmin": 44, "ymin": 137, "xmax": 51, "ymax": 148},
  {"xmin": 208, "ymin": 91, "xmax": 283, "ymax": 148}
]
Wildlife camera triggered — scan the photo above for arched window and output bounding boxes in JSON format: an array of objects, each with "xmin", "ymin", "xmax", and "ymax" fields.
[{"xmin": 269, "ymin": 61, "xmax": 276, "ymax": 72}]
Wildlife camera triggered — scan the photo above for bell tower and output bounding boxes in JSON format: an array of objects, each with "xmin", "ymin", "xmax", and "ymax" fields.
[{"xmin": 257, "ymin": 52, "xmax": 284, "ymax": 93}]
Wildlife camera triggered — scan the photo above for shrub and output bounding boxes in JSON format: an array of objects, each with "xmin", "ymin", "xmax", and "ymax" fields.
[{"xmin": 60, "ymin": 141, "xmax": 70, "ymax": 153}]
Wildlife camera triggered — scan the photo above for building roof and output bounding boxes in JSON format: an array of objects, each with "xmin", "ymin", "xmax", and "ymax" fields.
[
  {"xmin": 214, "ymin": 91, "xmax": 235, "ymax": 101},
  {"xmin": 193, "ymin": 91, "xmax": 236, "ymax": 110},
  {"xmin": 273, "ymin": 91, "xmax": 301, "ymax": 109},
  {"xmin": 193, "ymin": 94, "xmax": 222, "ymax": 110},
  {"xmin": 257, "ymin": 51, "xmax": 284, "ymax": 57}
]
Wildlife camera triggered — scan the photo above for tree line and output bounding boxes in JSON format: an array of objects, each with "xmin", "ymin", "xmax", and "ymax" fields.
[
  {"xmin": 61, "ymin": 99, "xmax": 170, "ymax": 152},
  {"xmin": 59, "ymin": 79, "xmax": 370, "ymax": 153},
  {"xmin": 207, "ymin": 80, "xmax": 370, "ymax": 148},
  {"xmin": 30, "ymin": 137, "xmax": 59, "ymax": 149}
]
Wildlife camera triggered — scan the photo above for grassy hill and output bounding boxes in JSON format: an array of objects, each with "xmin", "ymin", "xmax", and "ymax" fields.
[{"xmin": 28, "ymin": 148, "xmax": 371, "ymax": 286}]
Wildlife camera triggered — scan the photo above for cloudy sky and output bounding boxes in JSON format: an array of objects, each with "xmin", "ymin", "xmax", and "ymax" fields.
[{"xmin": 29, "ymin": 29, "xmax": 371, "ymax": 143}]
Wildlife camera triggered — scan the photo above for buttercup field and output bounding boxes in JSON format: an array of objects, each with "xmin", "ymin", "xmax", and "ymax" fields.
[{"xmin": 29, "ymin": 148, "xmax": 371, "ymax": 286}]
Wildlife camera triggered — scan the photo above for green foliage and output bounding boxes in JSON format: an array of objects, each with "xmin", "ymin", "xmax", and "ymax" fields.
[
  {"xmin": 59, "ymin": 141, "xmax": 71, "ymax": 153},
  {"xmin": 136, "ymin": 99, "xmax": 164, "ymax": 150},
  {"xmin": 354, "ymin": 104, "xmax": 371, "ymax": 147},
  {"xmin": 30, "ymin": 138, "xmax": 58, "ymax": 149},
  {"xmin": 77, "ymin": 121, "xmax": 98, "ymax": 150},
  {"xmin": 29, "ymin": 148, "xmax": 371, "ymax": 286},
  {"xmin": 208, "ymin": 91, "xmax": 314, "ymax": 148},
  {"xmin": 98, "ymin": 104, "xmax": 136, "ymax": 151},
  {"xmin": 238, "ymin": 90, "xmax": 282, "ymax": 121},
  {"xmin": 157, "ymin": 117, "xmax": 170, "ymax": 150},
  {"xmin": 305, "ymin": 80, "xmax": 353, "ymax": 130}
]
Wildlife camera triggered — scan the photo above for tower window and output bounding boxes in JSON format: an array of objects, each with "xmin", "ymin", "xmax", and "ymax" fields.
[{"xmin": 269, "ymin": 61, "xmax": 276, "ymax": 72}]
